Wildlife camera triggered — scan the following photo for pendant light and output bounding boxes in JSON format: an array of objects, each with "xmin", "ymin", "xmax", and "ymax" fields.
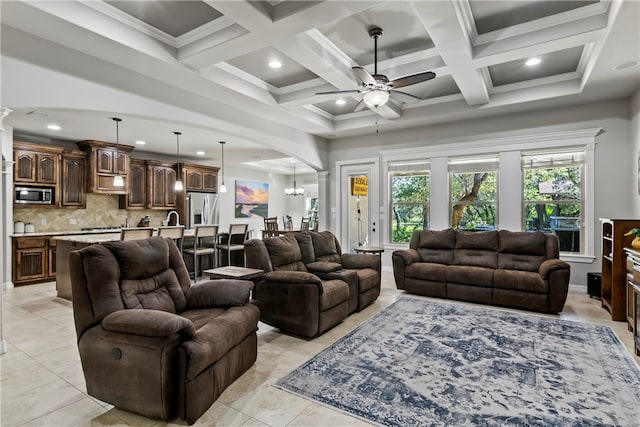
[
  {"xmin": 112, "ymin": 117, "xmax": 124, "ymax": 187},
  {"xmin": 174, "ymin": 131, "xmax": 184, "ymax": 191},
  {"xmin": 219, "ymin": 141, "xmax": 227, "ymax": 193},
  {"xmin": 285, "ymin": 158, "xmax": 304, "ymax": 196}
]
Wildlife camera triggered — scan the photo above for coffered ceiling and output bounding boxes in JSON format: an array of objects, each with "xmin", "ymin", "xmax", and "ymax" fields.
[{"xmin": 1, "ymin": 0, "xmax": 638, "ymax": 173}]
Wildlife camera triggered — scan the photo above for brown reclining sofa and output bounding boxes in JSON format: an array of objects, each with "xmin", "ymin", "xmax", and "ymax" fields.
[
  {"xmin": 392, "ymin": 229, "xmax": 570, "ymax": 313},
  {"xmin": 244, "ymin": 231, "xmax": 381, "ymax": 338}
]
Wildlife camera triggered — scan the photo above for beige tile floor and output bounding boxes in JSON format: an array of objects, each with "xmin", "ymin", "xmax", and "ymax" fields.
[{"xmin": 1, "ymin": 272, "xmax": 638, "ymax": 427}]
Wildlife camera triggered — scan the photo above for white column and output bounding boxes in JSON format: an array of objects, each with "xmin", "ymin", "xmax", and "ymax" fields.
[
  {"xmin": 317, "ymin": 171, "xmax": 329, "ymax": 231},
  {"xmin": 1, "ymin": 107, "xmax": 13, "ymax": 354},
  {"xmin": 498, "ymin": 151, "xmax": 522, "ymax": 231},
  {"xmin": 429, "ymin": 157, "xmax": 449, "ymax": 230}
]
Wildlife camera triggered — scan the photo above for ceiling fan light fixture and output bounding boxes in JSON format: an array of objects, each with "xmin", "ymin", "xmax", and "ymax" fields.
[{"xmin": 363, "ymin": 90, "xmax": 389, "ymax": 109}]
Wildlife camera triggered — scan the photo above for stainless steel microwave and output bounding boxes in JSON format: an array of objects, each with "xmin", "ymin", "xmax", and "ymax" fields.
[{"xmin": 14, "ymin": 186, "xmax": 54, "ymax": 204}]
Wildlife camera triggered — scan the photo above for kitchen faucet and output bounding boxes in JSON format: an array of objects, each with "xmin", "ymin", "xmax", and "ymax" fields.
[{"xmin": 166, "ymin": 210, "xmax": 180, "ymax": 226}]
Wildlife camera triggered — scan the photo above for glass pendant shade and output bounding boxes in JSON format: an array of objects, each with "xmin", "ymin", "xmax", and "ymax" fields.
[
  {"xmin": 113, "ymin": 174, "xmax": 124, "ymax": 187},
  {"xmin": 363, "ymin": 90, "xmax": 389, "ymax": 109}
]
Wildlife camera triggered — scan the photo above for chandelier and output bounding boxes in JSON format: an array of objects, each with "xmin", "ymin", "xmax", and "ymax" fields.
[{"xmin": 285, "ymin": 158, "xmax": 304, "ymax": 196}]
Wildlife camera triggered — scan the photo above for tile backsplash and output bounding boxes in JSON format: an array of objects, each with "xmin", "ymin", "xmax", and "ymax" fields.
[{"xmin": 13, "ymin": 194, "xmax": 169, "ymax": 232}]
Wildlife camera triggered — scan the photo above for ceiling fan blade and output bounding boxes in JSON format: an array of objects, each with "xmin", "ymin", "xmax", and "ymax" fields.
[
  {"xmin": 389, "ymin": 89, "xmax": 423, "ymax": 103},
  {"xmin": 353, "ymin": 98, "xmax": 368, "ymax": 112},
  {"xmin": 390, "ymin": 71, "xmax": 436, "ymax": 89},
  {"xmin": 352, "ymin": 67, "xmax": 376, "ymax": 85},
  {"xmin": 315, "ymin": 90, "xmax": 361, "ymax": 95}
]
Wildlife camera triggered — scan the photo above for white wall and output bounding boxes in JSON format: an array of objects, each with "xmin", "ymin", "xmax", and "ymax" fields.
[
  {"xmin": 327, "ymin": 98, "xmax": 636, "ymax": 285},
  {"xmin": 631, "ymin": 88, "xmax": 640, "ymax": 218}
]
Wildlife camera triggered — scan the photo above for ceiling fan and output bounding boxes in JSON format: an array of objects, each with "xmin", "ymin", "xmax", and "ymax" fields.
[{"xmin": 316, "ymin": 26, "xmax": 436, "ymax": 111}]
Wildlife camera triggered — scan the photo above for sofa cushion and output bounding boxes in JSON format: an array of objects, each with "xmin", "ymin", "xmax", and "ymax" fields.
[
  {"xmin": 310, "ymin": 231, "xmax": 342, "ymax": 263},
  {"xmin": 499, "ymin": 230, "xmax": 546, "ymax": 255},
  {"xmin": 294, "ymin": 232, "xmax": 316, "ymax": 264},
  {"xmin": 455, "ymin": 230, "xmax": 498, "ymax": 250},
  {"xmin": 319, "ymin": 279, "xmax": 350, "ymax": 311},
  {"xmin": 264, "ymin": 234, "xmax": 307, "ymax": 271},
  {"xmin": 105, "ymin": 237, "xmax": 170, "ymax": 280},
  {"xmin": 180, "ymin": 304, "xmax": 260, "ymax": 380},
  {"xmin": 120, "ymin": 269, "xmax": 186, "ymax": 313},
  {"xmin": 413, "ymin": 229, "xmax": 456, "ymax": 264},
  {"xmin": 405, "ymin": 262, "xmax": 447, "ymax": 282},
  {"xmin": 453, "ymin": 249, "xmax": 497, "ymax": 269},
  {"xmin": 494, "ymin": 269, "xmax": 548, "ymax": 294},
  {"xmin": 186, "ymin": 280, "xmax": 252, "ymax": 308},
  {"xmin": 446, "ymin": 265, "xmax": 494, "ymax": 287}
]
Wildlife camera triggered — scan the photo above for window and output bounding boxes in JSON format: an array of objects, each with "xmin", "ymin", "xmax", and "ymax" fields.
[
  {"xmin": 523, "ymin": 150, "xmax": 584, "ymax": 254},
  {"xmin": 449, "ymin": 157, "xmax": 498, "ymax": 231},
  {"xmin": 389, "ymin": 162, "xmax": 429, "ymax": 243}
]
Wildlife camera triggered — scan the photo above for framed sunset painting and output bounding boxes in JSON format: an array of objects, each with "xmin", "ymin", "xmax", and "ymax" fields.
[{"xmin": 235, "ymin": 180, "xmax": 269, "ymax": 218}]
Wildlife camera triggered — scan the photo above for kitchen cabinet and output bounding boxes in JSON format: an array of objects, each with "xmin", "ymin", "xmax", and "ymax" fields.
[
  {"xmin": 48, "ymin": 238, "xmax": 57, "ymax": 277},
  {"xmin": 13, "ymin": 143, "xmax": 63, "ymax": 185},
  {"xmin": 12, "ymin": 237, "xmax": 49, "ymax": 284},
  {"xmin": 183, "ymin": 165, "xmax": 218, "ymax": 192},
  {"xmin": 60, "ymin": 152, "xmax": 87, "ymax": 208},
  {"xmin": 148, "ymin": 161, "xmax": 177, "ymax": 209},
  {"xmin": 77, "ymin": 140, "xmax": 134, "ymax": 194},
  {"xmin": 120, "ymin": 159, "xmax": 147, "ymax": 209}
]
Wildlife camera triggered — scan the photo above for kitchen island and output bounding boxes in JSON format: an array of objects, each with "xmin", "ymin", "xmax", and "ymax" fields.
[{"xmin": 55, "ymin": 233, "xmax": 121, "ymax": 300}]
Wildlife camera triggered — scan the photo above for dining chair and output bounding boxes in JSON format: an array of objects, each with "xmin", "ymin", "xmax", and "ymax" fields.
[
  {"xmin": 182, "ymin": 225, "xmax": 218, "ymax": 281},
  {"xmin": 263, "ymin": 217, "xmax": 279, "ymax": 239},
  {"xmin": 217, "ymin": 223, "xmax": 248, "ymax": 267},
  {"xmin": 300, "ymin": 216, "xmax": 310, "ymax": 231},
  {"xmin": 120, "ymin": 227, "xmax": 154, "ymax": 241},
  {"xmin": 283, "ymin": 215, "xmax": 293, "ymax": 231},
  {"xmin": 157, "ymin": 225, "xmax": 185, "ymax": 252}
]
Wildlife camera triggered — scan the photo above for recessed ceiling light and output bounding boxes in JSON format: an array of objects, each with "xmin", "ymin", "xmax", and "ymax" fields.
[
  {"xmin": 525, "ymin": 57, "xmax": 541, "ymax": 66},
  {"xmin": 336, "ymin": 99, "xmax": 346, "ymax": 105},
  {"xmin": 47, "ymin": 124, "xmax": 61, "ymax": 130},
  {"xmin": 613, "ymin": 60, "xmax": 640, "ymax": 71},
  {"xmin": 196, "ymin": 151, "xmax": 205, "ymax": 156},
  {"xmin": 135, "ymin": 140, "xmax": 146, "ymax": 145},
  {"xmin": 268, "ymin": 60, "xmax": 282, "ymax": 69}
]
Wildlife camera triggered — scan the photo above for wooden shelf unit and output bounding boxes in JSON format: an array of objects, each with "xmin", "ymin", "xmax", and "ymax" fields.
[{"xmin": 600, "ymin": 219, "xmax": 640, "ymax": 321}]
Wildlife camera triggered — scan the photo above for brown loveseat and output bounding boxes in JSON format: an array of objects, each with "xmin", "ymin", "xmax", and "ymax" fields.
[
  {"xmin": 392, "ymin": 229, "xmax": 570, "ymax": 313},
  {"xmin": 69, "ymin": 236, "xmax": 260, "ymax": 424},
  {"xmin": 244, "ymin": 231, "xmax": 381, "ymax": 338}
]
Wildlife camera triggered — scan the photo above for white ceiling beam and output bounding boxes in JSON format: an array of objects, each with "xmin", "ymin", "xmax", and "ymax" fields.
[
  {"xmin": 412, "ymin": 1, "xmax": 490, "ymax": 106},
  {"xmin": 179, "ymin": 1, "xmax": 385, "ymax": 70}
]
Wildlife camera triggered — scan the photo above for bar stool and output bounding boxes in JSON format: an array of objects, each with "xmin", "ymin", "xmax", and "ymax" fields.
[
  {"xmin": 217, "ymin": 224, "xmax": 248, "ymax": 266},
  {"xmin": 182, "ymin": 225, "xmax": 218, "ymax": 281},
  {"xmin": 120, "ymin": 227, "xmax": 154, "ymax": 241},
  {"xmin": 157, "ymin": 225, "xmax": 185, "ymax": 252}
]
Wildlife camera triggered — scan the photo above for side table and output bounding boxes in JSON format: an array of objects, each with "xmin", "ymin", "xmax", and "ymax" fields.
[
  {"xmin": 354, "ymin": 246, "xmax": 384, "ymax": 256},
  {"xmin": 202, "ymin": 266, "xmax": 265, "ymax": 299}
]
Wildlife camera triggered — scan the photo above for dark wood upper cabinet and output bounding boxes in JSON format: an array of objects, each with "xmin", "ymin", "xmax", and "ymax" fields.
[
  {"xmin": 183, "ymin": 165, "xmax": 219, "ymax": 192},
  {"xmin": 121, "ymin": 159, "xmax": 146, "ymax": 209},
  {"xmin": 13, "ymin": 142, "xmax": 63, "ymax": 186},
  {"xmin": 60, "ymin": 152, "xmax": 87, "ymax": 208},
  {"xmin": 77, "ymin": 140, "xmax": 134, "ymax": 194},
  {"xmin": 148, "ymin": 163, "xmax": 177, "ymax": 209}
]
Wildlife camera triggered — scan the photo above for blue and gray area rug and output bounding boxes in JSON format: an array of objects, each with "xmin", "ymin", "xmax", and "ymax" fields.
[{"xmin": 275, "ymin": 297, "xmax": 640, "ymax": 426}]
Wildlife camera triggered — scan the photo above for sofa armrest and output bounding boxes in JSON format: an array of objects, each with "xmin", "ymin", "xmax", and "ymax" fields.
[
  {"xmin": 264, "ymin": 271, "xmax": 324, "ymax": 293},
  {"xmin": 539, "ymin": 259, "xmax": 570, "ymax": 279},
  {"xmin": 392, "ymin": 249, "xmax": 421, "ymax": 264},
  {"xmin": 186, "ymin": 279, "xmax": 252, "ymax": 308},
  {"xmin": 341, "ymin": 253, "xmax": 381, "ymax": 271},
  {"xmin": 102, "ymin": 309, "xmax": 195, "ymax": 338}
]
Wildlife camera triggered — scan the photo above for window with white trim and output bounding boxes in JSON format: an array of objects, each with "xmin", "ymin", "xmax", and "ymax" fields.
[
  {"xmin": 389, "ymin": 161, "xmax": 430, "ymax": 243},
  {"xmin": 449, "ymin": 156, "xmax": 498, "ymax": 231},
  {"xmin": 522, "ymin": 150, "xmax": 584, "ymax": 254}
]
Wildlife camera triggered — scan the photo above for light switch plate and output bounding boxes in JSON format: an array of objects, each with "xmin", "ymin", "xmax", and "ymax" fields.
[
  {"xmin": 69, "ymin": 218, "xmax": 77, "ymax": 225},
  {"xmin": 40, "ymin": 218, "xmax": 47, "ymax": 225}
]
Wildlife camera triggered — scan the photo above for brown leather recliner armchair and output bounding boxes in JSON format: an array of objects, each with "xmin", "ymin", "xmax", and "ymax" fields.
[
  {"xmin": 244, "ymin": 234, "xmax": 350, "ymax": 338},
  {"xmin": 69, "ymin": 236, "xmax": 260, "ymax": 424}
]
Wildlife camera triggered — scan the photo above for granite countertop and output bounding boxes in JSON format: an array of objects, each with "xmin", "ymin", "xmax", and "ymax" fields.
[
  {"xmin": 54, "ymin": 233, "xmax": 123, "ymax": 244},
  {"xmin": 10, "ymin": 229, "xmax": 122, "ymax": 238}
]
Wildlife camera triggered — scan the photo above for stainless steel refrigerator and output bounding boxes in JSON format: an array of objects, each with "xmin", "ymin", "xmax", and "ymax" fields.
[{"xmin": 186, "ymin": 192, "xmax": 219, "ymax": 229}]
